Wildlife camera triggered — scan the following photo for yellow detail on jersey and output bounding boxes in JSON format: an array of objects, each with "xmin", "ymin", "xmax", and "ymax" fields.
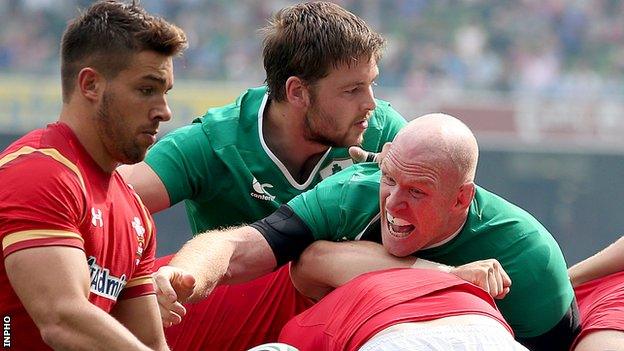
[
  {"xmin": 125, "ymin": 275, "xmax": 153, "ymax": 288},
  {"xmin": 0, "ymin": 146, "xmax": 87, "ymax": 194},
  {"xmin": 2, "ymin": 229, "xmax": 83, "ymax": 250}
]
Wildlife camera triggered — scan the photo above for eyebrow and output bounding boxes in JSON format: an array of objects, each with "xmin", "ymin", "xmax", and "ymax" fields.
[
  {"xmin": 141, "ymin": 74, "xmax": 172, "ymax": 90},
  {"xmin": 381, "ymin": 161, "xmax": 435, "ymax": 187},
  {"xmin": 143, "ymin": 74, "xmax": 165, "ymax": 83},
  {"xmin": 341, "ymin": 73, "xmax": 379, "ymax": 89}
]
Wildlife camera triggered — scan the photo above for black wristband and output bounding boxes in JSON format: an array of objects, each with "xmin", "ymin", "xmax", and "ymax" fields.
[{"xmin": 365, "ymin": 152, "xmax": 377, "ymax": 163}]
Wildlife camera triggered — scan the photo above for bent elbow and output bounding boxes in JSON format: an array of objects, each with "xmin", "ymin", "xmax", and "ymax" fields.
[
  {"xmin": 39, "ymin": 322, "xmax": 72, "ymax": 349},
  {"xmin": 36, "ymin": 302, "xmax": 83, "ymax": 349}
]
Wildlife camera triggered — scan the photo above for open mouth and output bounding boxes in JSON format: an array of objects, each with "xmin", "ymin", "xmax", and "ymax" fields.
[{"xmin": 386, "ymin": 212, "xmax": 414, "ymax": 238}]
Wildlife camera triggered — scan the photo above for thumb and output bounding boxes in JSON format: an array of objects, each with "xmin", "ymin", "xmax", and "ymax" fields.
[
  {"xmin": 180, "ymin": 273, "xmax": 195, "ymax": 289},
  {"xmin": 348, "ymin": 146, "xmax": 378, "ymax": 163},
  {"xmin": 174, "ymin": 273, "xmax": 196, "ymax": 302}
]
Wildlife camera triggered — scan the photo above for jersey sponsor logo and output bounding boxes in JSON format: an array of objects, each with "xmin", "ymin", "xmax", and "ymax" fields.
[
  {"xmin": 250, "ymin": 177, "xmax": 276, "ymax": 201},
  {"xmin": 87, "ymin": 256, "xmax": 126, "ymax": 301},
  {"xmin": 132, "ymin": 217, "xmax": 145, "ymax": 266},
  {"xmin": 91, "ymin": 207, "xmax": 104, "ymax": 228},
  {"xmin": 319, "ymin": 159, "xmax": 354, "ymax": 179}
]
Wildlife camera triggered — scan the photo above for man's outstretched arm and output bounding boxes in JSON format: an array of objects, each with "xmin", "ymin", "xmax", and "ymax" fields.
[
  {"xmin": 291, "ymin": 240, "xmax": 511, "ymax": 301},
  {"xmin": 154, "ymin": 204, "xmax": 316, "ymax": 325},
  {"xmin": 290, "ymin": 240, "xmax": 417, "ymax": 300},
  {"xmin": 569, "ymin": 234, "xmax": 624, "ymax": 287},
  {"xmin": 154, "ymin": 225, "xmax": 278, "ymax": 326}
]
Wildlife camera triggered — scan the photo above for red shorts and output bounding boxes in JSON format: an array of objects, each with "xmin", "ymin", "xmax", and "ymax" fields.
[
  {"xmin": 572, "ymin": 270, "xmax": 624, "ymax": 348},
  {"xmin": 155, "ymin": 255, "xmax": 314, "ymax": 351}
]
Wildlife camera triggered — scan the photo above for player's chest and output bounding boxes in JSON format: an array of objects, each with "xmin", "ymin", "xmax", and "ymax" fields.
[{"xmin": 80, "ymin": 188, "xmax": 149, "ymax": 269}]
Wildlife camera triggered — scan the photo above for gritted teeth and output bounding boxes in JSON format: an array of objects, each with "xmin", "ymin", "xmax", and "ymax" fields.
[
  {"xmin": 387, "ymin": 212, "xmax": 411, "ymax": 226},
  {"xmin": 386, "ymin": 212, "xmax": 415, "ymax": 237}
]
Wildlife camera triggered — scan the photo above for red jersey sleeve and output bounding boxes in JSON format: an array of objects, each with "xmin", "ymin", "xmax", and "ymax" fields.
[
  {"xmin": 120, "ymin": 193, "xmax": 157, "ymax": 300},
  {"xmin": 0, "ymin": 153, "xmax": 86, "ymax": 257}
]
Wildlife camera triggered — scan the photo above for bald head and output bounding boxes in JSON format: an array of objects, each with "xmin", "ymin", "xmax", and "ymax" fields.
[{"xmin": 391, "ymin": 113, "xmax": 479, "ymax": 184}]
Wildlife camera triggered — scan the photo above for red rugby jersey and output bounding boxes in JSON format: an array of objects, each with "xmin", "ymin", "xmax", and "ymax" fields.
[
  {"xmin": 0, "ymin": 122, "xmax": 156, "ymax": 350},
  {"xmin": 279, "ymin": 268, "xmax": 512, "ymax": 351}
]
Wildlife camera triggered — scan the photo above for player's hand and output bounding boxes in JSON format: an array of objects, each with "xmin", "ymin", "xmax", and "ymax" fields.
[
  {"xmin": 449, "ymin": 259, "xmax": 511, "ymax": 299},
  {"xmin": 153, "ymin": 265, "xmax": 196, "ymax": 327},
  {"xmin": 348, "ymin": 142, "xmax": 392, "ymax": 165}
]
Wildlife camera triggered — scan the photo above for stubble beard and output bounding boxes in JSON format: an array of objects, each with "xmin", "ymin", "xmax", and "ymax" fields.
[
  {"xmin": 303, "ymin": 93, "xmax": 361, "ymax": 147},
  {"xmin": 96, "ymin": 91, "xmax": 144, "ymax": 165}
]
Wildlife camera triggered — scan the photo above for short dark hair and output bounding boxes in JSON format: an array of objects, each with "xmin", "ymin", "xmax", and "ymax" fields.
[
  {"xmin": 60, "ymin": 0, "xmax": 187, "ymax": 102},
  {"xmin": 260, "ymin": 1, "xmax": 385, "ymax": 102}
]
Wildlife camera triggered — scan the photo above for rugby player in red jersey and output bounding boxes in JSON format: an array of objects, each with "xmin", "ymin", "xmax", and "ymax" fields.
[{"xmin": 0, "ymin": 1, "xmax": 186, "ymax": 349}]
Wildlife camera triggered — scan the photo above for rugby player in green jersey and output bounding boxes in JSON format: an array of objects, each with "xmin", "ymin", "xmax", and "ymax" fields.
[
  {"xmin": 119, "ymin": 2, "xmax": 406, "ymax": 349},
  {"xmin": 119, "ymin": 2, "xmax": 405, "ymax": 228},
  {"xmin": 156, "ymin": 113, "xmax": 578, "ymax": 351}
]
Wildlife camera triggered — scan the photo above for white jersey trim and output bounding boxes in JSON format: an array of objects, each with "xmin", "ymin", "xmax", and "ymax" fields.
[{"xmin": 257, "ymin": 93, "xmax": 332, "ymax": 190}]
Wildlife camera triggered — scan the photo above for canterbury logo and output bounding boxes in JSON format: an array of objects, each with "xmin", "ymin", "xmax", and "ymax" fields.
[
  {"xmin": 250, "ymin": 177, "xmax": 275, "ymax": 201},
  {"xmin": 91, "ymin": 207, "xmax": 103, "ymax": 227}
]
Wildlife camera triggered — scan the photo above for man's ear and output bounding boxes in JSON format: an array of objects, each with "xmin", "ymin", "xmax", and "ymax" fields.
[
  {"xmin": 455, "ymin": 182, "xmax": 476, "ymax": 212},
  {"xmin": 284, "ymin": 76, "xmax": 311, "ymax": 108},
  {"xmin": 77, "ymin": 67, "xmax": 104, "ymax": 102}
]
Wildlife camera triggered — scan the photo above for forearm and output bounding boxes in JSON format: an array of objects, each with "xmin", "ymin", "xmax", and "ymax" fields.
[
  {"xmin": 292, "ymin": 241, "xmax": 509, "ymax": 301},
  {"xmin": 112, "ymin": 296, "xmax": 168, "ymax": 351},
  {"xmin": 317, "ymin": 241, "xmax": 417, "ymax": 286},
  {"xmin": 169, "ymin": 231, "xmax": 236, "ymax": 301},
  {"xmin": 168, "ymin": 226, "xmax": 277, "ymax": 301},
  {"xmin": 569, "ymin": 234, "xmax": 624, "ymax": 286},
  {"xmin": 410, "ymin": 257, "xmax": 453, "ymax": 272},
  {"xmin": 38, "ymin": 300, "xmax": 154, "ymax": 351},
  {"xmin": 291, "ymin": 240, "xmax": 416, "ymax": 300}
]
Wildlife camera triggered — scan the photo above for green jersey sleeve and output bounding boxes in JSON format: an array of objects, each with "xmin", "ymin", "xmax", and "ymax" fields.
[
  {"xmin": 288, "ymin": 163, "xmax": 382, "ymax": 242},
  {"xmin": 144, "ymin": 122, "xmax": 216, "ymax": 206}
]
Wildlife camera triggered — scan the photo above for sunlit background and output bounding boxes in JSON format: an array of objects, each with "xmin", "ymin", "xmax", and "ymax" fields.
[{"xmin": 1, "ymin": 0, "xmax": 623, "ymax": 263}]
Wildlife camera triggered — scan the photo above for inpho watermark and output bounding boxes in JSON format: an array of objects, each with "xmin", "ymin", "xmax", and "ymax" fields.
[{"xmin": 3, "ymin": 315, "xmax": 10, "ymax": 348}]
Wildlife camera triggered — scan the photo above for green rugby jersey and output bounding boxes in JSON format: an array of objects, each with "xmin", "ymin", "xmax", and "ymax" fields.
[
  {"xmin": 287, "ymin": 163, "xmax": 574, "ymax": 338},
  {"xmin": 145, "ymin": 86, "xmax": 405, "ymax": 233}
]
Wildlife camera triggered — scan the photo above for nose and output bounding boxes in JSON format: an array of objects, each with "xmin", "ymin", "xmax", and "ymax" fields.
[
  {"xmin": 362, "ymin": 85, "xmax": 376, "ymax": 112},
  {"xmin": 384, "ymin": 187, "xmax": 407, "ymax": 214},
  {"xmin": 151, "ymin": 95, "xmax": 172, "ymax": 122}
]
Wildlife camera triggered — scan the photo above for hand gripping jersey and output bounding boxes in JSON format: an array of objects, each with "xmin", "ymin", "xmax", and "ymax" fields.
[
  {"xmin": 278, "ymin": 268, "xmax": 513, "ymax": 351},
  {"xmin": 284, "ymin": 163, "xmax": 574, "ymax": 339},
  {"xmin": 572, "ymin": 270, "xmax": 624, "ymax": 349},
  {"xmin": 0, "ymin": 123, "xmax": 156, "ymax": 350}
]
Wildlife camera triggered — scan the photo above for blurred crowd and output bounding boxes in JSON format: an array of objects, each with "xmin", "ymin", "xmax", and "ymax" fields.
[{"xmin": 1, "ymin": 0, "xmax": 623, "ymax": 98}]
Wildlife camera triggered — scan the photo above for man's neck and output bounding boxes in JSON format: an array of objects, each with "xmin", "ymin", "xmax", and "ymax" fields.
[
  {"xmin": 263, "ymin": 100, "xmax": 329, "ymax": 183},
  {"xmin": 59, "ymin": 103, "xmax": 116, "ymax": 173},
  {"xmin": 424, "ymin": 215, "xmax": 469, "ymax": 250}
]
